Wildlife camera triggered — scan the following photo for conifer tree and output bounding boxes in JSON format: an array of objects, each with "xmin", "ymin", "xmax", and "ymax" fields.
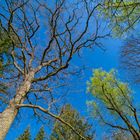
[
  {"xmin": 0, "ymin": 25, "xmax": 12, "ymax": 76},
  {"xmin": 17, "ymin": 127, "xmax": 31, "ymax": 140},
  {"xmin": 50, "ymin": 104, "xmax": 94, "ymax": 140},
  {"xmin": 35, "ymin": 127, "xmax": 45, "ymax": 140}
]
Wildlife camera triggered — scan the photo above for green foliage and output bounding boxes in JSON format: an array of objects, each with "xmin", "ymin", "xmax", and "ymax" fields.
[
  {"xmin": 0, "ymin": 26, "xmax": 12, "ymax": 101},
  {"xmin": 99, "ymin": 0, "xmax": 140, "ymax": 36},
  {"xmin": 0, "ymin": 25, "xmax": 12, "ymax": 77},
  {"xmin": 50, "ymin": 104, "xmax": 94, "ymax": 140},
  {"xmin": 87, "ymin": 68, "xmax": 133, "ymax": 118},
  {"xmin": 87, "ymin": 69, "xmax": 140, "ymax": 139},
  {"xmin": 17, "ymin": 127, "xmax": 31, "ymax": 140},
  {"xmin": 35, "ymin": 127, "xmax": 45, "ymax": 140}
]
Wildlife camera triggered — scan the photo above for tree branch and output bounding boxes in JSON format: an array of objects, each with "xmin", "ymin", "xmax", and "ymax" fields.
[{"xmin": 16, "ymin": 103, "xmax": 87, "ymax": 140}]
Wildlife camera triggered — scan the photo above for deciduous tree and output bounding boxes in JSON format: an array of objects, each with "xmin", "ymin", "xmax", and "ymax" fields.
[
  {"xmin": 99, "ymin": 0, "xmax": 140, "ymax": 36},
  {"xmin": 88, "ymin": 69, "xmax": 140, "ymax": 140}
]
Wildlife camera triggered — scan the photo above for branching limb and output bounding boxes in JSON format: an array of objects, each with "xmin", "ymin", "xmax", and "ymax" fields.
[
  {"xmin": 11, "ymin": 51, "xmax": 24, "ymax": 75},
  {"xmin": 16, "ymin": 103, "xmax": 87, "ymax": 140}
]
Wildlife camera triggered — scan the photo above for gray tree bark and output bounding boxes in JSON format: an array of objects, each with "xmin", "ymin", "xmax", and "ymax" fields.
[{"xmin": 0, "ymin": 71, "xmax": 34, "ymax": 140}]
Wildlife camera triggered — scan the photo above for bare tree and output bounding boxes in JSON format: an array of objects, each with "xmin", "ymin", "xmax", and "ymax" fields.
[
  {"xmin": 0, "ymin": 0, "xmax": 108, "ymax": 139},
  {"xmin": 120, "ymin": 34, "xmax": 140, "ymax": 83},
  {"xmin": 103, "ymin": 130, "xmax": 133, "ymax": 140}
]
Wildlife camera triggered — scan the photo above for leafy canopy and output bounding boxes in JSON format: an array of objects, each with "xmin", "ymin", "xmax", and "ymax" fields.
[
  {"xmin": 99, "ymin": 0, "xmax": 140, "ymax": 36},
  {"xmin": 87, "ymin": 69, "xmax": 140, "ymax": 139},
  {"xmin": 87, "ymin": 69, "xmax": 132, "ymax": 111}
]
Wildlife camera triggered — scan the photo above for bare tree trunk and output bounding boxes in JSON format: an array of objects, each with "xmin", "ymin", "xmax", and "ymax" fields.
[{"xmin": 0, "ymin": 71, "xmax": 34, "ymax": 140}]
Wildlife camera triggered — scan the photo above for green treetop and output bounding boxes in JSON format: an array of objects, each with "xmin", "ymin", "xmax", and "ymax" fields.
[
  {"xmin": 87, "ymin": 69, "xmax": 140, "ymax": 140},
  {"xmin": 16, "ymin": 127, "xmax": 46, "ymax": 140},
  {"xmin": 35, "ymin": 127, "xmax": 45, "ymax": 140},
  {"xmin": 99, "ymin": 0, "xmax": 140, "ymax": 36},
  {"xmin": 17, "ymin": 127, "xmax": 31, "ymax": 140},
  {"xmin": 50, "ymin": 104, "xmax": 94, "ymax": 140},
  {"xmin": 87, "ymin": 69, "xmax": 132, "ymax": 111}
]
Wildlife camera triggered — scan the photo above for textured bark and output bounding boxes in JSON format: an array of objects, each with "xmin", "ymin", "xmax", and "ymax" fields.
[{"xmin": 0, "ymin": 71, "xmax": 34, "ymax": 140}]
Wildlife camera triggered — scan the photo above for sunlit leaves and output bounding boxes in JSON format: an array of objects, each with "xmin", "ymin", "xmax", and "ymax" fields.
[
  {"xmin": 87, "ymin": 69, "xmax": 133, "ymax": 115},
  {"xmin": 99, "ymin": 0, "xmax": 140, "ymax": 37}
]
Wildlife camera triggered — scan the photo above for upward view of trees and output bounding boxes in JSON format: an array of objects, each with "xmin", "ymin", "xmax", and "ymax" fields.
[{"xmin": 1, "ymin": 0, "xmax": 140, "ymax": 140}]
